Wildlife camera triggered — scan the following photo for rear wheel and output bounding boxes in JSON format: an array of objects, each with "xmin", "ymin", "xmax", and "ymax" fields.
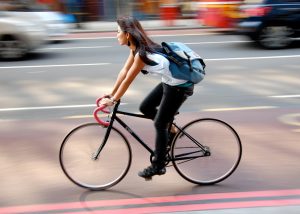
[
  {"xmin": 257, "ymin": 26, "xmax": 294, "ymax": 49},
  {"xmin": 171, "ymin": 118, "xmax": 242, "ymax": 185}
]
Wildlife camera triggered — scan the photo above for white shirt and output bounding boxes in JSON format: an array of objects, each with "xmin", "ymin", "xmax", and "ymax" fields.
[{"xmin": 142, "ymin": 53, "xmax": 187, "ymax": 86}]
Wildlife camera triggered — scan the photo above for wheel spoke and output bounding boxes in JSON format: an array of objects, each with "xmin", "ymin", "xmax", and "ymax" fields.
[{"xmin": 174, "ymin": 147, "xmax": 205, "ymax": 158}]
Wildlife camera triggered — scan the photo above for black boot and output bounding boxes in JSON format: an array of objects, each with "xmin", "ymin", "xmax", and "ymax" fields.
[
  {"xmin": 138, "ymin": 165, "xmax": 166, "ymax": 180},
  {"xmin": 168, "ymin": 131, "xmax": 177, "ymax": 145}
]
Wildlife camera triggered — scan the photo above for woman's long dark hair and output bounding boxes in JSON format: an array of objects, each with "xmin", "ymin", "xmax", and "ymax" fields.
[{"xmin": 117, "ymin": 16, "xmax": 160, "ymax": 66}]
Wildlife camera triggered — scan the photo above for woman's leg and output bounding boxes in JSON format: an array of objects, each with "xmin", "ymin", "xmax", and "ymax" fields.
[
  {"xmin": 153, "ymin": 84, "xmax": 191, "ymax": 168},
  {"xmin": 139, "ymin": 83, "xmax": 163, "ymax": 119},
  {"xmin": 139, "ymin": 84, "xmax": 194, "ymax": 178}
]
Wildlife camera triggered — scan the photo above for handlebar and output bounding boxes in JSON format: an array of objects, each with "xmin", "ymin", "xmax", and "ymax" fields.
[
  {"xmin": 93, "ymin": 96, "xmax": 115, "ymax": 127},
  {"xmin": 93, "ymin": 105, "xmax": 110, "ymax": 127},
  {"xmin": 96, "ymin": 96, "xmax": 110, "ymax": 113}
]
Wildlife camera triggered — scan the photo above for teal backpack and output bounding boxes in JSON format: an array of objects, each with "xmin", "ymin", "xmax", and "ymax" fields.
[{"xmin": 160, "ymin": 42, "xmax": 206, "ymax": 84}]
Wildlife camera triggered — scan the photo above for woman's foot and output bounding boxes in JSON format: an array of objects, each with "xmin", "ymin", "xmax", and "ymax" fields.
[{"xmin": 138, "ymin": 165, "xmax": 166, "ymax": 180}]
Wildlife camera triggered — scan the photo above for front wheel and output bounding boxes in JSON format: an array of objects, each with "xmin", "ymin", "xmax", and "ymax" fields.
[
  {"xmin": 171, "ymin": 118, "xmax": 242, "ymax": 185},
  {"xmin": 0, "ymin": 35, "xmax": 28, "ymax": 59},
  {"xmin": 59, "ymin": 123, "xmax": 132, "ymax": 190}
]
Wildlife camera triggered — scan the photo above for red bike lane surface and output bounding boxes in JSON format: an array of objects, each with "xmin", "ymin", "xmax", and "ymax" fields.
[
  {"xmin": 0, "ymin": 189, "xmax": 300, "ymax": 213},
  {"xmin": 0, "ymin": 109, "xmax": 299, "ymax": 212}
]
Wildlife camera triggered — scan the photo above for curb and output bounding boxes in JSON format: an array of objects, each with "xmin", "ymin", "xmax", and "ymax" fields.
[{"xmin": 68, "ymin": 19, "xmax": 207, "ymax": 33}]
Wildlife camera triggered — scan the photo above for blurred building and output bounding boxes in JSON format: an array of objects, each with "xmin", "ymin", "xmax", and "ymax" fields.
[
  {"xmin": 1, "ymin": 0, "xmax": 206, "ymax": 23},
  {"xmin": 198, "ymin": 0, "xmax": 244, "ymax": 28},
  {"xmin": 33, "ymin": 0, "xmax": 200, "ymax": 21}
]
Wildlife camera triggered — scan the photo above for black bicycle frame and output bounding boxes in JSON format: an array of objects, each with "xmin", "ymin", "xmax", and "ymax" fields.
[
  {"xmin": 97, "ymin": 101, "xmax": 155, "ymax": 157},
  {"xmin": 95, "ymin": 101, "xmax": 209, "ymax": 162}
]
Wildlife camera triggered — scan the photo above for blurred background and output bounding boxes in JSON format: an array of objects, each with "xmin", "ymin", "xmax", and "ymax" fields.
[
  {"xmin": 4, "ymin": 0, "xmax": 299, "ymax": 59},
  {"xmin": 0, "ymin": 0, "xmax": 248, "ymax": 27},
  {"xmin": 0, "ymin": 0, "xmax": 300, "ymax": 212},
  {"xmin": 1, "ymin": 0, "xmax": 299, "ymax": 58}
]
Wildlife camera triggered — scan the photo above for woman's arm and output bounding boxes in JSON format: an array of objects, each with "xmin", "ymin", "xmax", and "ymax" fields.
[
  {"xmin": 112, "ymin": 54, "xmax": 145, "ymax": 101},
  {"xmin": 101, "ymin": 53, "xmax": 145, "ymax": 105},
  {"xmin": 109, "ymin": 51, "xmax": 134, "ymax": 96}
]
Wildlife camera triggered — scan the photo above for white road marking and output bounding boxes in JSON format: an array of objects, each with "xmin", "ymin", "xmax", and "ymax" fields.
[
  {"xmin": 0, "ymin": 63, "xmax": 110, "ymax": 69},
  {"xmin": 186, "ymin": 41, "xmax": 251, "ymax": 45},
  {"xmin": 0, "ymin": 103, "xmax": 127, "ymax": 112},
  {"xmin": 0, "ymin": 104, "xmax": 95, "ymax": 112},
  {"xmin": 64, "ymin": 115, "xmax": 94, "ymax": 119},
  {"xmin": 205, "ymin": 55, "xmax": 300, "ymax": 61},
  {"xmin": 44, "ymin": 46, "xmax": 111, "ymax": 50},
  {"xmin": 0, "ymin": 105, "xmax": 277, "ymax": 113},
  {"xmin": 27, "ymin": 70, "xmax": 47, "ymax": 74},
  {"xmin": 203, "ymin": 106, "xmax": 277, "ymax": 112},
  {"xmin": 269, "ymin": 95, "xmax": 300, "ymax": 98},
  {"xmin": 151, "ymin": 33, "xmax": 219, "ymax": 37},
  {"xmin": 62, "ymin": 36, "xmax": 116, "ymax": 40}
]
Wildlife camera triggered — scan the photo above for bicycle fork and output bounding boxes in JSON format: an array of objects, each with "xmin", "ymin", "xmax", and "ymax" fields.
[
  {"xmin": 92, "ymin": 104, "xmax": 119, "ymax": 160},
  {"xmin": 91, "ymin": 125, "xmax": 113, "ymax": 160}
]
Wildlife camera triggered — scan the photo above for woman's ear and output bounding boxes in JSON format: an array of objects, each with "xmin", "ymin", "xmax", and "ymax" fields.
[{"xmin": 126, "ymin": 33, "xmax": 131, "ymax": 46}]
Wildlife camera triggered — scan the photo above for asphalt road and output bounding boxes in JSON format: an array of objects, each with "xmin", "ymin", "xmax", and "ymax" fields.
[{"xmin": 0, "ymin": 29, "xmax": 299, "ymax": 213}]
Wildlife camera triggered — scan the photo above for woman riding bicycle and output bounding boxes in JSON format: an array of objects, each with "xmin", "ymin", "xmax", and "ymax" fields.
[{"xmin": 100, "ymin": 16, "xmax": 194, "ymax": 179}]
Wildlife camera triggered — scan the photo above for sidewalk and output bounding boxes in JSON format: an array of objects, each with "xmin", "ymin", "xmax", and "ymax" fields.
[{"xmin": 69, "ymin": 19, "xmax": 206, "ymax": 33}]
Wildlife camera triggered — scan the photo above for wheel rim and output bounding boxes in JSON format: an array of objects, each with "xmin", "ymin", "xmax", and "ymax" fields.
[
  {"xmin": 59, "ymin": 123, "xmax": 132, "ymax": 190},
  {"xmin": 259, "ymin": 26, "xmax": 293, "ymax": 49},
  {"xmin": 171, "ymin": 119, "xmax": 242, "ymax": 185},
  {"xmin": 0, "ymin": 38, "xmax": 27, "ymax": 59}
]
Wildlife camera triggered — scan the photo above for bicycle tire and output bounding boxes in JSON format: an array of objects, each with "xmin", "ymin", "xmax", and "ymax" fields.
[
  {"xmin": 59, "ymin": 123, "xmax": 132, "ymax": 190},
  {"xmin": 171, "ymin": 118, "xmax": 242, "ymax": 185}
]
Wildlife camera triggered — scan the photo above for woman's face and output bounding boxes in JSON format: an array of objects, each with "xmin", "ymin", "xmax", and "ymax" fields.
[{"xmin": 117, "ymin": 26, "xmax": 127, "ymax": 46}]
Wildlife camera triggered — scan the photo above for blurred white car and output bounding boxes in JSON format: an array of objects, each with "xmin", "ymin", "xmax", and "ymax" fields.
[
  {"xmin": 0, "ymin": 13, "xmax": 47, "ymax": 59},
  {"xmin": 3, "ymin": 4, "xmax": 69, "ymax": 41}
]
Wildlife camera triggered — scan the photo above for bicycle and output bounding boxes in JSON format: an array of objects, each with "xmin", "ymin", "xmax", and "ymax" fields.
[{"xmin": 59, "ymin": 97, "xmax": 242, "ymax": 190}]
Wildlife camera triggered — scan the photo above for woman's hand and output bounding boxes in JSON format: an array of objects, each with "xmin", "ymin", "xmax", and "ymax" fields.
[
  {"xmin": 100, "ymin": 97, "xmax": 116, "ymax": 106},
  {"xmin": 103, "ymin": 94, "xmax": 112, "ymax": 98}
]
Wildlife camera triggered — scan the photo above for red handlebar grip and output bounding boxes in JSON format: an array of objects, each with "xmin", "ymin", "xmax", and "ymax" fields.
[
  {"xmin": 96, "ymin": 96, "xmax": 110, "ymax": 113},
  {"xmin": 93, "ymin": 105, "xmax": 110, "ymax": 127},
  {"xmin": 96, "ymin": 97, "xmax": 102, "ymax": 107}
]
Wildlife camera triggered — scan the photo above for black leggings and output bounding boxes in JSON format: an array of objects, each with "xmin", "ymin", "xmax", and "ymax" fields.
[{"xmin": 139, "ymin": 83, "xmax": 194, "ymax": 168}]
